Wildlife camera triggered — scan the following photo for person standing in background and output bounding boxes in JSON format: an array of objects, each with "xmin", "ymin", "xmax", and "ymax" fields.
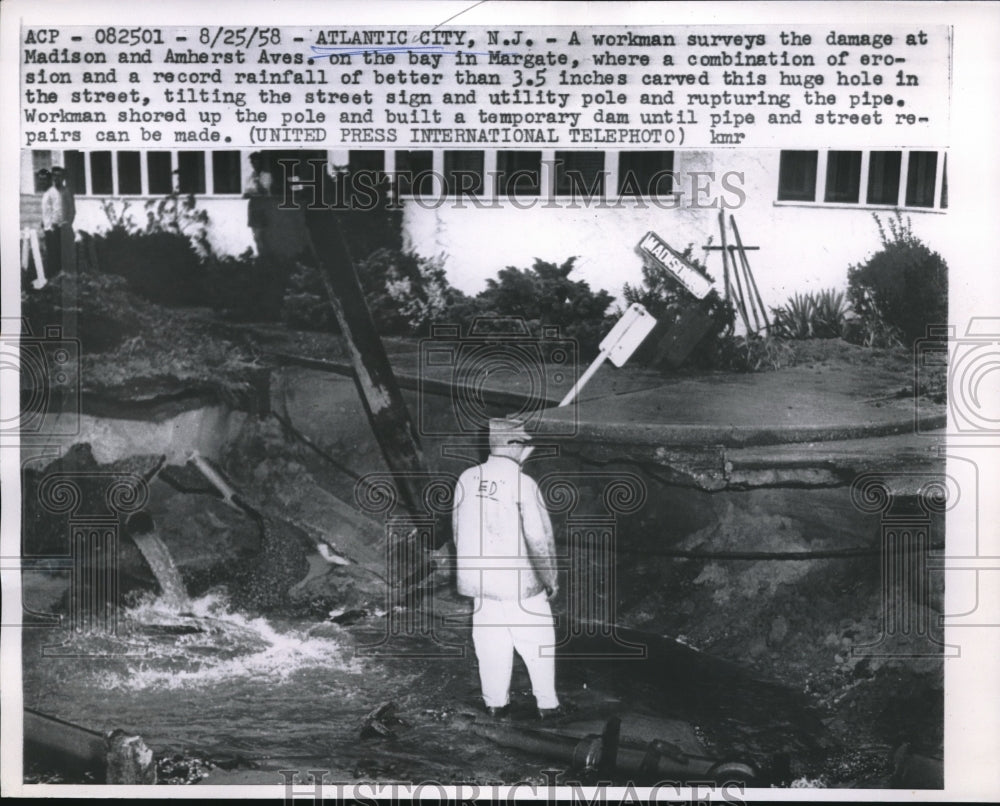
[
  {"xmin": 244, "ymin": 151, "xmax": 274, "ymax": 261},
  {"xmin": 52, "ymin": 166, "xmax": 77, "ymax": 274},
  {"xmin": 40, "ymin": 167, "xmax": 64, "ymax": 276}
]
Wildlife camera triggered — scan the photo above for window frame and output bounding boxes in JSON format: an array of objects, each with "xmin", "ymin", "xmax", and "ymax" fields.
[
  {"xmin": 775, "ymin": 148, "xmax": 947, "ymax": 212},
  {"xmin": 60, "ymin": 149, "xmax": 247, "ymax": 197}
]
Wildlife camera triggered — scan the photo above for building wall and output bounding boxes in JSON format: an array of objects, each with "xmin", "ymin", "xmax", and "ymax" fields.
[
  {"xmin": 22, "ymin": 148, "xmax": 952, "ymax": 315},
  {"xmin": 401, "ymin": 149, "xmax": 953, "ymax": 313}
]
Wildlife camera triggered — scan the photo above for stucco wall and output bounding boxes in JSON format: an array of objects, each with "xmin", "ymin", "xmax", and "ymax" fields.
[
  {"xmin": 34, "ymin": 149, "xmax": 953, "ymax": 315},
  {"xmin": 401, "ymin": 149, "xmax": 953, "ymax": 313}
]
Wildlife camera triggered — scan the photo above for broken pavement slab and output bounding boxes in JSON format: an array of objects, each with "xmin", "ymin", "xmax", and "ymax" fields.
[{"xmin": 527, "ymin": 363, "xmax": 945, "ymax": 492}]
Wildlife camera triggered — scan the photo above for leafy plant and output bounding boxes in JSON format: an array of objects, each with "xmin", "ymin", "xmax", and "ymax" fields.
[
  {"xmin": 812, "ymin": 289, "xmax": 849, "ymax": 338},
  {"xmin": 770, "ymin": 289, "xmax": 848, "ymax": 340},
  {"xmin": 356, "ymin": 249, "xmax": 469, "ymax": 336},
  {"xmin": 719, "ymin": 333, "xmax": 796, "ymax": 372},
  {"xmin": 471, "ymin": 257, "xmax": 615, "ymax": 359},
  {"xmin": 92, "ymin": 195, "xmax": 216, "ymax": 307},
  {"xmin": 847, "ymin": 211, "xmax": 947, "ymax": 348},
  {"xmin": 770, "ymin": 293, "xmax": 815, "ymax": 340}
]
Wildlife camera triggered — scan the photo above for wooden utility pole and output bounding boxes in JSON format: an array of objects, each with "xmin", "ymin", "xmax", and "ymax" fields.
[
  {"xmin": 301, "ymin": 207, "xmax": 428, "ymax": 516},
  {"xmin": 292, "ymin": 172, "xmax": 437, "ymax": 593}
]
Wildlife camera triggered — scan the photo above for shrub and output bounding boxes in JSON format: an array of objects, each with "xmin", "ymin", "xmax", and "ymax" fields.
[
  {"xmin": 719, "ymin": 334, "xmax": 796, "ymax": 373},
  {"xmin": 847, "ymin": 212, "xmax": 947, "ymax": 347},
  {"xmin": 356, "ymin": 249, "xmax": 469, "ymax": 336},
  {"xmin": 472, "ymin": 257, "xmax": 615, "ymax": 359},
  {"xmin": 770, "ymin": 289, "xmax": 848, "ymax": 340},
  {"xmin": 91, "ymin": 195, "xmax": 213, "ymax": 307}
]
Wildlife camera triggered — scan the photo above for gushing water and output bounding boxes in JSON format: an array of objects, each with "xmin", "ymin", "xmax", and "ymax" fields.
[
  {"xmin": 126, "ymin": 513, "xmax": 188, "ymax": 608},
  {"xmin": 130, "ymin": 531, "xmax": 189, "ymax": 609}
]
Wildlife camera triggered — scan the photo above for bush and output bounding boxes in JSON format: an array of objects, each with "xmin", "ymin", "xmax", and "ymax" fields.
[
  {"xmin": 356, "ymin": 249, "xmax": 470, "ymax": 336},
  {"xmin": 719, "ymin": 333, "xmax": 796, "ymax": 372},
  {"xmin": 770, "ymin": 289, "xmax": 848, "ymax": 340},
  {"xmin": 471, "ymin": 257, "xmax": 614, "ymax": 359},
  {"xmin": 847, "ymin": 212, "xmax": 947, "ymax": 347},
  {"xmin": 91, "ymin": 195, "xmax": 214, "ymax": 307}
]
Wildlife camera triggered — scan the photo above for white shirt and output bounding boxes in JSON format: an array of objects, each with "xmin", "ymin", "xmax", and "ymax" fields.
[{"xmin": 453, "ymin": 455, "xmax": 556, "ymax": 601}]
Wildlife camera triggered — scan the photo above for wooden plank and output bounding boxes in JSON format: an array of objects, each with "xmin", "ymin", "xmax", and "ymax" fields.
[
  {"xmin": 716, "ymin": 210, "xmax": 732, "ymax": 304},
  {"xmin": 299, "ymin": 200, "xmax": 437, "ymax": 584},
  {"xmin": 730, "ymin": 216, "xmax": 770, "ymax": 332}
]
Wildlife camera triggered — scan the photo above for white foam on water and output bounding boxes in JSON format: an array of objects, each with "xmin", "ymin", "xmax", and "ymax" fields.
[{"xmin": 92, "ymin": 591, "xmax": 361, "ymax": 691}]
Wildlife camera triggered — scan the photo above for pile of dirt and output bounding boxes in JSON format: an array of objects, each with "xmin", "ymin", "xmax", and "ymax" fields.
[{"xmin": 22, "ymin": 272, "xmax": 264, "ymax": 406}]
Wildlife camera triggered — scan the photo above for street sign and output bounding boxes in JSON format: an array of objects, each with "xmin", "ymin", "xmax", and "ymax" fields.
[
  {"xmin": 558, "ymin": 303, "xmax": 658, "ymax": 406},
  {"xmin": 636, "ymin": 231, "xmax": 715, "ymax": 299},
  {"xmin": 601, "ymin": 302, "xmax": 659, "ymax": 368}
]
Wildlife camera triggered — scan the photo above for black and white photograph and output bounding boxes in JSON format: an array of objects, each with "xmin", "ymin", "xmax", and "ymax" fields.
[{"xmin": 2, "ymin": 2, "xmax": 998, "ymax": 801}]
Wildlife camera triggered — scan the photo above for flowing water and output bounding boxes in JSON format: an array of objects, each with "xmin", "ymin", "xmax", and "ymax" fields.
[
  {"xmin": 128, "ymin": 527, "xmax": 189, "ymax": 610},
  {"xmin": 22, "ymin": 578, "xmax": 840, "ymax": 786}
]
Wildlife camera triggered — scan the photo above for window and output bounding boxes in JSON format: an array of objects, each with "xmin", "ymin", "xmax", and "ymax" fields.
[
  {"xmin": 618, "ymin": 151, "xmax": 674, "ymax": 196},
  {"xmin": 824, "ymin": 151, "xmax": 861, "ymax": 203},
  {"xmin": 147, "ymin": 152, "xmax": 173, "ymax": 194},
  {"xmin": 177, "ymin": 151, "xmax": 205, "ymax": 194},
  {"xmin": 555, "ymin": 151, "xmax": 605, "ymax": 197},
  {"xmin": 905, "ymin": 151, "xmax": 938, "ymax": 208},
  {"xmin": 395, "ymin": 150, "xmax": 434, "ymax": 196},
  {"xmin": 495, "ymin": 151, "xmax": 541, "ymax": 196},
  {"xmin": 777, "ymin": 149, "xmax": 947, "ymax": 210},
  {"xmin": 940, "ymin": 155, "xmax": 948, "ymax": 209},
  {"xmin": 349, "ymin": 150, "xmax": 385, "ymax": 175},
  {"xmin": 212, "ymin": 151, "xmax": 242, "ymax": 195},
  {"xmin": 117, "ymin": 152, "xmax": 142, "ymax": 195},
  {"xmin": 777, "ymin": 151, "xmax": 818, "ymax": 201},
  {"xmin": 444, "ymin": 151, "xmax": 484, "ymax": 195},
  {"xmin": 64, "ymin": 151, "xmax": 85, "ymax": 195},
  {"xmin": 90, "ymin": 151, "xmax": 113, "ymax": 195},
  {"xmin": 866, "ymin": 151, "xmax": 901, "ymax": 205}
]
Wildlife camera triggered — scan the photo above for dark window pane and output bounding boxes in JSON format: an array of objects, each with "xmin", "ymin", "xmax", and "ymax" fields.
[
  {"xmin": 64, "ymin": 151, "xmax": 85, "ymax": 196},
  {"xmin": 395, "ymin": 150, "xmax": 434, "ymax": 196},
  {"xmin": 824, "ymin": 151, "xmax": 862, "ymax": 203},
  {"xmin": 444, "ymin": 151, "xmax": 484, "ymax": 195},
  {"xmin": 117, "ymin": 151, "xmax": 141, "ymax": 195},
  {"xmin": 777, "ymin": 151, "xmax": 817, "ymax": 201},
  {"xmin": 866, "ymin": 151, "xmax": 901, "ymax": 205},
  {"xmin": 555, "ymin": 151, "xmax": 605, "ymax": 196},
  {"xmin": 348, "ymin": 150, "xmax": 386, "ymax": 198},
  {"xmin": 618, "ymin": 151, "xmax": 674, "ymax": 196},
  {"xmin": 147, "ymin": 152, "xmax": 173, "ymax": 195},
  {"xmin": 177, "ymin": 151, "xmax": 206, "ymax": 194},
  {"xmin": 496, "ymin": 151, "xmax": 541, "ymax": 196},
  {"xmin": 211, "ymin": 151, "xmax": 241, "ymax": 194},
  {"xmin": 905, "ymin": 151, "xmax": 937, "ymax": 208},
  {"xmin": 90, "ymin": 151, "xmax": 113, "ymax": 195},
  {"xmin": 940, "ymin": 155, "xmax": 947, "ymax": 209},
  {"xmin": 349, "ymin": 150, "xmax": 385, "ymax": 173}
]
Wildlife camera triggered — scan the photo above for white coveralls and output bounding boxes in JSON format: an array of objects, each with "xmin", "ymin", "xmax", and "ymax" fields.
[{"xmin": 453, "ymin": 454, "xmax": 560, "ymax": 710}]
